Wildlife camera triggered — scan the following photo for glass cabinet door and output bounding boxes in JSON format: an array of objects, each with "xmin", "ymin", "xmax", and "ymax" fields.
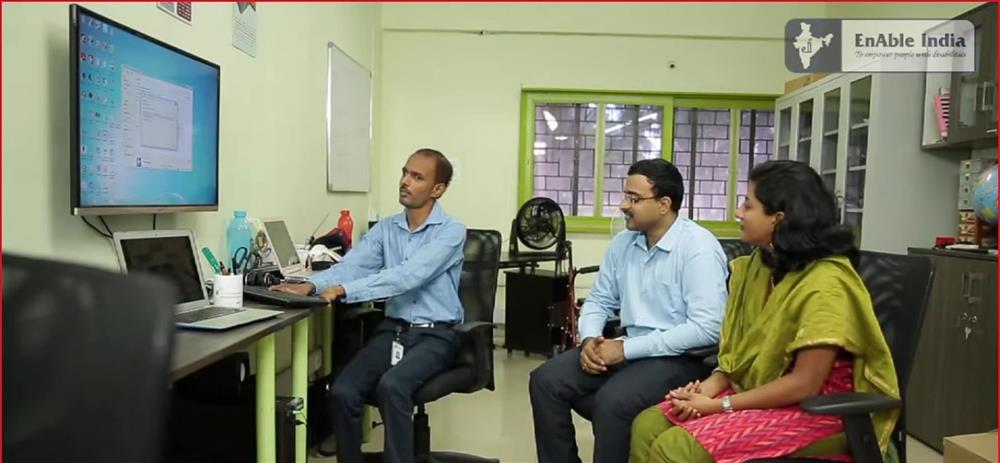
[
  {"xmin": 777, "ymin": 107, "xmax": 791, "ymax": 160},
  {"xmin": 820, "ymin": 88, "xmax": 840, "ymax": 195},
  {"xmin": 845, "ymin": 76, "xmax": 871, "ymax": 243},
  {"xmin": 796, "ymin": 99, "xmax": 814, "ymax": 166}
]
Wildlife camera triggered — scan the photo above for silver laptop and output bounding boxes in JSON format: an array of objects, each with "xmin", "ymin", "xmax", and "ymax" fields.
[
  {"xmin": 112, "ymin": 230, "xmax": 283, "ymax": 330},
  {"xmin": 262, "ymin": 219, "xmax": 313, "ymax": 280}
]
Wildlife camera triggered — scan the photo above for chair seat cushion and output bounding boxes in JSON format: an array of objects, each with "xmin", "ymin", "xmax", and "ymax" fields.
[{"xmin": 414, "ymin": 366, "xmax": 477, "ymax": 405}]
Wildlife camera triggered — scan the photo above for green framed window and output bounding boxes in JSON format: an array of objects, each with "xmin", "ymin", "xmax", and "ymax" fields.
[{"xmin": 518, "ymin": 90, "xmax": 778, "ymax": 236}]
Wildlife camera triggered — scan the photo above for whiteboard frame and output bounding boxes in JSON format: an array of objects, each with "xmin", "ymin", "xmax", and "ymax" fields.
[{"xmin": 326, "ymin": 41, "xmax": 373, "ymax": 193}]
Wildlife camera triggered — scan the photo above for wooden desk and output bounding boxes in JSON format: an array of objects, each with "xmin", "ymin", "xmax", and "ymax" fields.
[{"xmin": 172, "ymin": 302, "xmax": 329, "ymax": 463}]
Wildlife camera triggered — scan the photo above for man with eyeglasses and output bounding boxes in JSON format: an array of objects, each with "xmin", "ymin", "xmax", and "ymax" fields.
[{"xmin": 529, "ymin": 159, "xmax": 728, "ymax": 463}]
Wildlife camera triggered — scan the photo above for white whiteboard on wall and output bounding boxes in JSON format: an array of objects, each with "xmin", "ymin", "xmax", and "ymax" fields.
[{"xmin": 326, "ymin": 42, "xmax": 372, "ymax": 192}]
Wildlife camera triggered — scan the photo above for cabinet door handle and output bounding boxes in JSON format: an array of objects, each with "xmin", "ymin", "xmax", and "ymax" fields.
[
  {"xmin": 961, "ymin": 271, "xmax": 970, "ymax": 299},
  {"xmin": 988, "ymin": 128, "xmax": 997, "ymax": 135},
  {"xmin": 968, "ymin": 272, "xmax": 982, "ymax": 303},
  {"xmin": 982, "ymin": 82, "xmax": 995, "ymax": 112}
]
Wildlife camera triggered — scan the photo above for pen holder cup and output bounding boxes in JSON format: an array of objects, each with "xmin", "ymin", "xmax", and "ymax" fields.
[{"xmin": 213, "ymin": 274, "xmax": 244, "ymax": 308}]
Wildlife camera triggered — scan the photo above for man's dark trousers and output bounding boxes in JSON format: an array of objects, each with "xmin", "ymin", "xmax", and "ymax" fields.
[
  {"xmin": 328, "ymin": 318, "xmax": 458, "ymax": 463},
  {"xmin": 529, "ymin": 347, "xmax": 708, "ymax": 463}
]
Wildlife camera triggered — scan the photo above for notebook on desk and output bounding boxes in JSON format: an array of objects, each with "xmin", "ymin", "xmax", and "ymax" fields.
[
  {"xmin": 112, "ymin": 230, "xmax": 282, "ymax": 330},
  {"xmin": 262, "ymin": 219, "xmax": 314, "ymax": 280}
]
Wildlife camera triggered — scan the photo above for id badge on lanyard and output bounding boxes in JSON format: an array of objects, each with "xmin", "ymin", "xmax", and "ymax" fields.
[{"xmin": 391, "ymin": 326, "xmax": 405, "ymax": 366}]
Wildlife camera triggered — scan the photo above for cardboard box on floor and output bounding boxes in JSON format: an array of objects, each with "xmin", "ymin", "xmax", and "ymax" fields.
[{"xmin": 944, "ymin": 431, "xmax": 998, "ymax": 463}]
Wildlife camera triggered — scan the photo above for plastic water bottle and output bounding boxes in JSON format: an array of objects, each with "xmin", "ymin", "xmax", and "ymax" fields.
[
  {"xmin": 337, "ymin": 209, "xmax": 354, "ymax": 250},
  {"xmin": 226, "ymin": 210, "xmax": 253, "ymax": 268}
]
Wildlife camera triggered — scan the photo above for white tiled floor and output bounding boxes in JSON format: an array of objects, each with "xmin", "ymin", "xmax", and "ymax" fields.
[{"xmin": 314, "ymin": 346, "xmax": 943, "ymax": 463}]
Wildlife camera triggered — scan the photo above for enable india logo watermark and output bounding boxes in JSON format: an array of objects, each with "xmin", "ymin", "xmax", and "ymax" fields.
[{"xmin": 785, "ymin": 19, "xmax": 975, "ymax": 73}]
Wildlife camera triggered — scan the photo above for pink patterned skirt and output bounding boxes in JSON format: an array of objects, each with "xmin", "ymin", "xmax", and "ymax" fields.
[{"xmin": 658, "ymin": 359, "xmax": 855, "ymax": 463}]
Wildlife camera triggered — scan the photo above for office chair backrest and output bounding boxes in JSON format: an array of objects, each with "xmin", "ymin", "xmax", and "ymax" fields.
[
  {"xmin": 856, "ymin": 250, "xmax": 935, "ymax": 393},
  {"xmin": 459, "ymin": 229, "xmax": 502, "ymax": 324},
  {"xmin": 3, "ymin": 253, "xmax": 176, "ymax": 463},
  {"xmin": 717, "ymin": 238, "xmax": 756, "ymax": 263}
]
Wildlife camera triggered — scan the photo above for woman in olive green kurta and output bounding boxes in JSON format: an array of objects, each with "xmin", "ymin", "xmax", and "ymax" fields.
[{"xmin": 628, "ymin": 161, "xmax": 900, "ymax": 463}]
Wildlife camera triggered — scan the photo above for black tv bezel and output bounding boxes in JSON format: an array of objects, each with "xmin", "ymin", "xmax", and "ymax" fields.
[{"xmin": 70, "ymin": 4, "xmax": 221, "ymax": 216}]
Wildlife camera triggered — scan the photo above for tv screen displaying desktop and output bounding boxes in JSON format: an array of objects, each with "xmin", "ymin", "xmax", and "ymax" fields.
[{"xmin": 70, "ymin": 5, "xmax": 220, "ymax": 215}]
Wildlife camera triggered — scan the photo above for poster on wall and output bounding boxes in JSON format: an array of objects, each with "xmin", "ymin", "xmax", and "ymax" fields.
[
  {"xmin": 233, "ymin": 2, "xmax": 257, "ymax": 57},
  {"xmin": 156, "ymin": 2, "xmax": 192, "ymax": 25}
]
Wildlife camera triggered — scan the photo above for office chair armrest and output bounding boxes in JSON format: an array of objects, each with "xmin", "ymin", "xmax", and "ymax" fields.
[
  {"xmin": 740, "ymin": 394, "xmax": 894, "ymax": 463},
  {"xmin": 798, "ymin": 392, "xmax": 896, "ymax": 463},
  {"xmin": 454, "ymin": 321, "xmax": 494, "ymax": 336},
  {"xmin": 800, "ymin": 392, "xmax": 901, "ymax": 415},
  {"xmin": 340, "ymin": 306, "xmax": 382, "ymax": 320},
  {"xmin": 576, "ymin": 265, "xmax": 601, "ymax": 275},
  {"xmin": 683, "ymin": 344, "xmax": 719, "ymax": 359}
]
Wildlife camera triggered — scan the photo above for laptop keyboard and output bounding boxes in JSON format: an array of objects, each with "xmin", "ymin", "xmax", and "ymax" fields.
[
  {"xmin": 176, "ymin": 306, "xmax": 244, "ymax": 324},
  {"xmin": 244, "ymin": 286, "xmax": 329, "ymax": 308}
]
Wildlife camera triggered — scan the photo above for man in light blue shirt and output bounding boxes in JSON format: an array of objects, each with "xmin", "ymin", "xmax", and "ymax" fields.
[
  {"xmin": 272, "ymin": 149, "xmax": 465, "ymax": 463},
  {"xmin": 530, "ymin": 159, "xmax": 728, "ymax": 463}
]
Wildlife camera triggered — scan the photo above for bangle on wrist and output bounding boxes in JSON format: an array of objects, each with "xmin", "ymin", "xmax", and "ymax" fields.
[{"xmin": 721, "ymin": 395, "xmax": 734, "ymax": 413}]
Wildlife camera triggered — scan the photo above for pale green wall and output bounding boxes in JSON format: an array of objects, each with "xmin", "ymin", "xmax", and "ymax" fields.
[
  {"xmin": 826, "ymin": 2, "xmax": 982, "ymax": 19},
  {"xmin": 3, "ymin": 1, "xmax": 988, "ymax": 309},
  {"xmin": 376, "ymin": 3, "xmax": 825, "ymax": 295},
  {"xmin": 375, "ymin": 2, "xmax": 989, "ymax": 316},
  {"xmin": 2, "ymin": 2, "xmax": 379, "ymax": 271}
]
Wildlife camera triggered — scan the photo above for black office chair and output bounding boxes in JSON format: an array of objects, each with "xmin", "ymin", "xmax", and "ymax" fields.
[
  {"xmin": 3, "ymin": 253, "xmax": 176, "ymax": 463},
  {"xmin": 717, "ymin": 238, "xmax": 756, "ymax": 263},
  {"xmin": 741, "ymin": 251, "xmax": 935, "ymax": 463},
  {"xmin": 363, "ymin": 229, "xmax": 502, "ymax": 463}
]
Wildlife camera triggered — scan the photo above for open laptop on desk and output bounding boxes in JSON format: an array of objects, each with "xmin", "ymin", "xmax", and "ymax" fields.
[
  {"xmin": 113, "ymin": 230, "xmax": 283, "ymax": 330},
  {"xmin": 262, "ymin": 219, "xmax": 315, "ymax": 280}
]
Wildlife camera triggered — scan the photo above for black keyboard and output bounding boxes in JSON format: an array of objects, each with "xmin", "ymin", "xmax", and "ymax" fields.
[
  {"xmin": 244, "ymin": 286, "xmax": 329, "ymax": 308},
  {"xmin": 176, "ymin": 306, "xmax": 244, "ymax": 324}
]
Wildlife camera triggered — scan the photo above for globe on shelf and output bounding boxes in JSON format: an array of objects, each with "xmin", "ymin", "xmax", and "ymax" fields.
[{"xmin": 971, "ymin": 163, "xmax": 998, "ymax": 225}]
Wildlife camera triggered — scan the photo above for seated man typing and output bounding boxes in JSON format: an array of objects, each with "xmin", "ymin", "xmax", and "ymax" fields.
[
  {"xmin": 272, "ymin": 149, "xmax": 465, "ymax": 463},
  {"xmin": 529, "ymin": 159, "xmax": 728, "ymax": 463}
]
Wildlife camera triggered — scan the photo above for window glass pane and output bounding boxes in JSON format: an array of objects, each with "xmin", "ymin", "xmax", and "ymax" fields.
[
  {"xmin": 532, "ymin": 103, "xmax": 597, "ymax": 216},
  {"xmin": 601, "ymin": 104, "xmax": 662, "ymax": 216},
  {"xmin": 674, "ymin": 107, "xmax": 730, "ymax": 221},
  {"xmin": 525, "ymin": 94, "xmax": 776, "ymax": 226},
  {"xmin": 736, "ymin": 109, "xmax": 776, "ymax": 206}
]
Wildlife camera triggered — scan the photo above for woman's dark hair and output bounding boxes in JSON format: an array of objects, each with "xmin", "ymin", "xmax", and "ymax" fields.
[
  {"xmin": 750, "ymin": 160, "xmax": 858, "ymax": 282},
  {"xmin": 627, "ymin": 159, "xmax": 684, "ymax": 212}
]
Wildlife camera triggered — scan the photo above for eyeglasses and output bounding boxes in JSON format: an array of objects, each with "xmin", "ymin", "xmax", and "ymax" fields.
[{"xmin": 620, "ymin": 195, "xmax": 659, "ymax": 206}]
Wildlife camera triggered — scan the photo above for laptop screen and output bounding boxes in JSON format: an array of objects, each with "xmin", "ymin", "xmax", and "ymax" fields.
[
  {"xmin": 120, "ymin": 235, "xmax": 206, "ymax": 305},
  {"xmin": 264, "ymin": 220, "xmax": 300, "ymax": 268}
]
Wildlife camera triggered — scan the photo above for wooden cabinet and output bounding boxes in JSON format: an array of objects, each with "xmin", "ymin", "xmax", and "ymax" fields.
[
  {"xmin": 504, "ymin": 269, "xmax": 568, "ymax": 357},
  {"xmin": 776, "ymin": 74, "xmax": 957, "ymax": 254},
  {"xmin": 906, "ymin": 248, "xmax": 997, "ymax": 452},
  {"xmin": 949, "ymin": 3, "xmax": 998, "ymax": 145},
  {"xmin": 922, "ymin": 2, "xmax": 998, "ymax": 149}
]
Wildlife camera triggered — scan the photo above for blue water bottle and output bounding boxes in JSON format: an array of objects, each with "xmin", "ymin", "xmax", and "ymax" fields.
[{"xmin": 226, "ymin": 210, "xmax": 253, "ymax": 272}]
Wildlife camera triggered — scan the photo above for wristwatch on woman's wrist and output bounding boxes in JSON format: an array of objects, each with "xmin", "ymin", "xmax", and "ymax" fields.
[{"xmin": 721, "ymin": 396, "xmax": 734, "ymax": 413}]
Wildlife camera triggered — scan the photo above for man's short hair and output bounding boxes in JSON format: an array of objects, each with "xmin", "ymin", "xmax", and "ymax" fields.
[
  {"xmin": 413, "ymin": 148, "xmax": 453, "ymax": 186},
  {"xmin": 627, "ymin": 159, "xmax": 684, "ymax": 212}
]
